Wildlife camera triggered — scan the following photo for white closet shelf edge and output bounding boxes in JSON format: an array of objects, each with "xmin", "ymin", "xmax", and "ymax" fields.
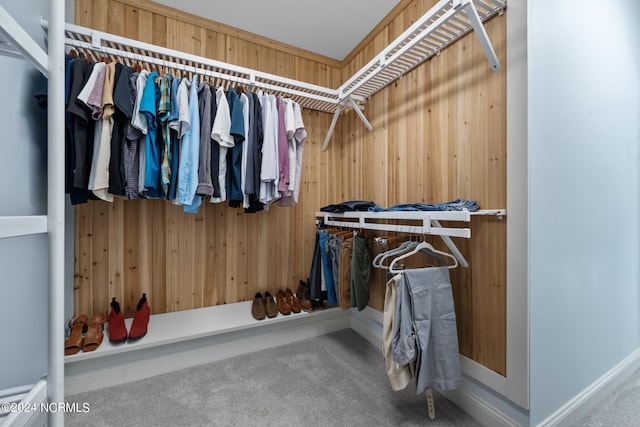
[
  {"xmin": 63, "ymin": 301, "xmax": 347, "ymax": 363},
  {"xmin": 0, "ymin": 216, "xmax": 48, "ymax": 239}
]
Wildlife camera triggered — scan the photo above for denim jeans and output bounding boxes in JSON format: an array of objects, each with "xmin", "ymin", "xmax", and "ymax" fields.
[
  {"xmin": 368, "ymin": 198, "xmax": 479, "ymax": 212},
  {"xmin": 319, "ymin": 231, "xmax": 337, "ymax": 305}
]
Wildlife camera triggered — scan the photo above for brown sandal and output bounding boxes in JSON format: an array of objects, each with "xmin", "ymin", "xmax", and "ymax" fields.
[
  {"xmin": 65, "ymin": 315, "xmax": 88, "ymax": 355},
  {"xmin": 82, "ymin": 313, "xmax": 106, "ymax": 352}
]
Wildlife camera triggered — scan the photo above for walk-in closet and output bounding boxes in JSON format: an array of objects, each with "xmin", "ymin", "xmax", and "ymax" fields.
[{"xmin": 3, "ymin": 0, "xmax": 640, "ymax": 426}]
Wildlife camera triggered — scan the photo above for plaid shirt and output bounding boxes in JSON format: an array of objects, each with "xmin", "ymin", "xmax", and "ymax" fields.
[{"xmin": 158, "ymin": 73, "xmax": 173, "ymax": 197}]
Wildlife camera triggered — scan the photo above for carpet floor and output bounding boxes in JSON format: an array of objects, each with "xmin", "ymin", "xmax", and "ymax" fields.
[
  {"xmin": 65, "ymin": 329, "xmax": 481, "ymax": 427},
  {"xmin": 65, "ymin": 328, "xmax": 640, "ymax": 427}
]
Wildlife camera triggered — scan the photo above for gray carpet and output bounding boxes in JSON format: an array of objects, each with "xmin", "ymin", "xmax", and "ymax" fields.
[
  {"xmin": 65, "ymin": 328, "xmax": 640, "ymax": 427},
  {"xmin": 65, "ymin": 329, "xmax": 482, "ymax": 427},
  {"xmin": 577, "ymin": 366, "xmax": 640, "ymax": 427}
]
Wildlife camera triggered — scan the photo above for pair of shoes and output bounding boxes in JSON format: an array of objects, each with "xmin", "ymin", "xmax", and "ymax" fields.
[
  {"xmin": 252, "ymin": 292, "xmax": 278, "ymax": 320},
  {"xmin": 64, "ymin": 313, "xmax": 106, "ymax": 355},
  {"xmin": 108, "ymin": 294, "xmax": 150, "ymax": 344},
  {"xmin": 276, "ymin": 289, "xmax": 302, "ymax": 315},
  {"xmin": 296, "ymin": 280, "xmax": 313, "ymax": 313}
]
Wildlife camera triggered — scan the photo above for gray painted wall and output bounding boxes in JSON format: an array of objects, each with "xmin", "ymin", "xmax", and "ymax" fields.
[
  {"xmin": 0, "ymin": 0, "xmax": 50, "ymax": 390},
  {"xmin": 528, "ymin": 0, "xmax": 640, "ymax": 424}
]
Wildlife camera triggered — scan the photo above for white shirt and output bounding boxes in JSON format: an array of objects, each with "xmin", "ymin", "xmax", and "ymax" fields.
[
  {"xmin": 210, "ymin": 87, "xmax": 233, "ymax": 203},
  {"xmin": 131, "ymin": 70, "xmax": 149, "ymax": 135}
]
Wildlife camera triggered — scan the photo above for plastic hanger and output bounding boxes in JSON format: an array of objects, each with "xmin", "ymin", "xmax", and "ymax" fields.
[
  {"xmin": 373, "ymin": 240, "xmax": 417, "ymax": 269},
  {"xmin": 389, "ymin": 241, "xmax": 458, "ymax": 273}
]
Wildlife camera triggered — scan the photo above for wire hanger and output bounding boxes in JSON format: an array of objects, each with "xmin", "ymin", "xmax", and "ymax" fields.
[{"xmin": 389, "ymin": 241, "xmax": 458, "ymax": 273}]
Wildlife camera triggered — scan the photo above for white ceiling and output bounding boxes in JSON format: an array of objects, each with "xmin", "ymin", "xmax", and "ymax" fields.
[{"xmin": 151, "ymin": 0, "xmax": 401, "ymax": 61}]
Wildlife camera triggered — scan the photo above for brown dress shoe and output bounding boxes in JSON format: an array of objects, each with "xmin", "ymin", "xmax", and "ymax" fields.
[
  {"xmin": 252, "ymin": 292, "xmax": 266, "ymax": 320},
  {"xmin": 276, "ymin": 290, "xmax": 292, "ymax": 315},
  {"xmin": 296, "ymin": 280, "xmax": 313, "ymax": 313},
  {"xmin": 264, "ymin": 291, "xmax": 279, "ymax": 318},
  {"xmin": 285, "ymin": 288, "xmax": 301, "ymax": 313}
]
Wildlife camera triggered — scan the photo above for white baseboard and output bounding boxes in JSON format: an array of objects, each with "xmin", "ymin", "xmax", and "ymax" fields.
[
  {"xmin": 537, "ymin": 348, "xmax": 640, "ymax": 427},
  {"xmin": 440, "ymin": 387, "xmax": 524, "ymax": 427},
  {"xmin": 65, "ymin": 308, "xmax": 350, "ymax": 396}
]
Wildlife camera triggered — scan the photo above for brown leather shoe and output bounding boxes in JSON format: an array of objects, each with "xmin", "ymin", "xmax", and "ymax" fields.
[
  {"xmin": 264, "ymin": 291, "xmax": 278, "ymax": 318},
  {"xmin": 296, "ymin": 280, "xmax": 313, "ymax": 313},
  {"xmin": 285, "ymin": 288, "xmax": 301, "ymax": 313},
  {"xmin": 276, "ymin": 290, "xmax": 292, "ymax": 315},
  {"xmin": 252, "ymin": 292, "xmax": 266, "ymax": 320}
]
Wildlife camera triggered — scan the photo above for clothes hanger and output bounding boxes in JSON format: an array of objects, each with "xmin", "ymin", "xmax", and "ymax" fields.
[
  {"xmin": 389, "ymin": 241, "xmax": 458, "ymax": 273},
  {"xmin": 373, "ymin": 240, "xmax": 417, "ymax": 269}
]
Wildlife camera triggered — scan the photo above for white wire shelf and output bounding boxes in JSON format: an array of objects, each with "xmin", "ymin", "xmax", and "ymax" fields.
[
  {"xmin": 316, "ymin": 208, "xmax": 506, "ymax": 268},
  {"xmin": 338, "ymin": 0, "xmax": 506, "ymax": 102},
  {"xmin": 0, "ymin": 5, "xmax": 48, "ymax": 75}
]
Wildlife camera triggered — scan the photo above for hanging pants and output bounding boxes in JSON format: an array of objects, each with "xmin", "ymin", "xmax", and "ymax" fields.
[
  {"xmin": 350, "ymin": 235, "xmax": 371, "ymax": 311},
  {"xmin": 392, "ymin": 267, "xmax": 461, "ymax": 394}
]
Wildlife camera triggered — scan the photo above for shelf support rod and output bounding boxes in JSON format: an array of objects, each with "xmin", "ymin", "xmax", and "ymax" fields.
[
  {"xmin": 321, "ymin": 104, "xmax": 346, "ymax": 152},
  {"xmin": 0, "ymin": 5, "xmax": 48, "ymax": 75},
  {"xmin": 432, "ymin": 219, "xmax": 469, "ymax": 267},
  {"xmin": 462, "ymin": 0, "xmax": 501, "ymax": 72}
]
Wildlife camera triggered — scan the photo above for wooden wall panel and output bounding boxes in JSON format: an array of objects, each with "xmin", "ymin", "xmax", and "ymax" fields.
[
  {"xmin": 73, "ymin": 0, "xmax": 507, "ymax": 376},
  {"xmin": 337, "ymin": 0, "xmax": 507, "ymax": 375},
  {"xmin": 73, "ymin": 0, "xmax": 342, "ymax": 319}
]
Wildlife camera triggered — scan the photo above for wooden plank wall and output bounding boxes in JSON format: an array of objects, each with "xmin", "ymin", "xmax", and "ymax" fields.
[
  {"xmin": 340, "ymin": 0, "xmax": 507, "ymax": 375},
  {"xmin": 72, "ymin": 0, "xmax": 342, "ymax": 318},
  {"xmin": 72, "ymin": 0, "xmax": 507, "ymax": 375}
]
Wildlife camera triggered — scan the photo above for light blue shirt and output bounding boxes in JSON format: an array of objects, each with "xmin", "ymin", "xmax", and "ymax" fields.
[{"xmin": 177, "ymin": 76, "xmax": 202, "ymax": 212}]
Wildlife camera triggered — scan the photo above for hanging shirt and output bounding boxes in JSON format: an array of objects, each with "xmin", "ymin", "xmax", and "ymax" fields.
[
  {"xmin": 140, "ymin": 71, "xmax": 162, "ymax": 198},
  {"xmin": 259, "ymin": 92, "xmax": 279, "ymax": 207},
  {"xmin": 226, "ymin": 88, "xmax": 245, "ymax": 206},
  {"xmin": 133, "ymin": 71, "xmax": 150, "ymax": 194},
  {"xmin": 89, "ymin": 61, "xmax": 116, "ymax": 202},
  {"xmin": 177, "ymin": 76, "xmax": 202, "ymax": 213},
  {"xmin": 77, "ymin": 62, "xmax": 106, "ymax": 120},
  {"xmin": 276, "ymin": 96, "xmax": 290, "ymax": 193},
  {"xmin": 284, "ymin": 99, "xmax": 297, "ymax": 193},
  {"xmin": 131, "ymin": 70, "xmax": 149, "ymax": 134},
  {"xmin": 172, "ymin": 77, "xmax": 191, "ymax": 205},
  {"xmin": 196, "ymin": 81, "xmax": 214, "ymax": 196},
  {"xmin": 167, "ymin": 76, "xmax": 181, "ymax": 201},
  {"xmin": 208, "ymin": 85, "xmax": 219, "ymax": 198},
  {"xmin": 122, "ymin": 70, "xmax": 142, "ymax": 200},
  {"xmin": 239, "ymin": 92, "xmax": 250, "ymax": 208},
  {"xmin": 278, "ymin": 101, "xmax": 306, "ymax": 207},
  {"xmin": 67, "ymin": 59, "xmax": 95, "ymax": 193},
  {"xmin": 245, "ymin": 92, "xmax": 264, "ymax": 213},
  {"xmin": 158, "ymin": 73, "xmax": 173, "ymax": 197},
  {"xmin": 109, "ymin": 63, "xmax": 133, "ymax": 197},
  {"xmin": 63, "ymin": 56, "xmax": 84, "ymax": 203},
  {"xmin": 210, "ymin": 86, "xmax": 233, "ymax": 203}
]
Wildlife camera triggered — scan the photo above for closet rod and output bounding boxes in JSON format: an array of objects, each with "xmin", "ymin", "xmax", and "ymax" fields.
[
  {"xmin": 62, "ymin": 37, "xmax": 338, "ymax": 111},
  {"xmin": 41, "ymin": 20, "xmax": 341, "ymax": 113},
  {"xmin": 316, "ymin": 209, "xmax": 506, "ymax": 267}
]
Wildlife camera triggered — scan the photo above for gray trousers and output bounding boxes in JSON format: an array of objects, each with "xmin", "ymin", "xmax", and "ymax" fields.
[{"xmin": 392, "ymin": 267, "xmax": 461, "ymax": 394}]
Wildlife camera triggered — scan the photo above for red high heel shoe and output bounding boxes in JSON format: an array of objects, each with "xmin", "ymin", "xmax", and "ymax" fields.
[
  {"xmin": 108, "ymin": 297, "xmax": 127, "ymax": 344},
  {"xmin": 128, "ymin": 293, "xmax": 150, "ymax": 341}
]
